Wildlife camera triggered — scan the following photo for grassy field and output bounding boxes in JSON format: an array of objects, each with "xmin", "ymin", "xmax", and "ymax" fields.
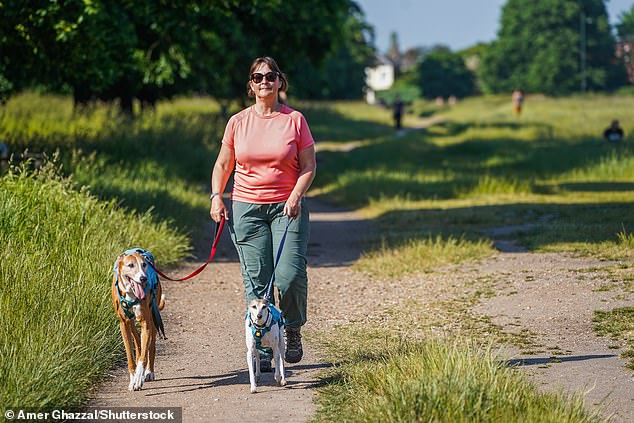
[
  {"xmin": 311, "ymin": 95, "xmax": 634, "ymax": 278},
  {"xmin": 0, "ymin": 92, "xmax": 224, "ymax": 235},
  {"xmin": 2, "ymin": 92, "xmax": 633, "ymax": 419}
]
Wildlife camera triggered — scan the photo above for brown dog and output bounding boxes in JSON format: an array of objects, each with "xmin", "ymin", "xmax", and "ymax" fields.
[{"xmin": 112, "ymin": 249, "xmax": 165, "ymax": 391}]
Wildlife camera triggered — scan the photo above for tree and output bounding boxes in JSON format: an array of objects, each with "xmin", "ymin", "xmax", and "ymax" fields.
[
  {"xmin": 616, "ymin": 5, "xmax": 634, "ymax": 83},
  {"xmin": 290, "ymin": 2, "xmax": 374, "ymax": 100},
  {"xmin": 0, "ymin": 0, "xmax": 358, "ymax": 108},
  {"xmin": 479, "ymin": 0, "xmax": 626, "ymax": 95},
  {"xmin": 418, "ymin": 47, "xmax": 475, "ymax": 99},
  {"xmin": 616, "ymin": 5, "xmax": 634, "ymax": 40}
]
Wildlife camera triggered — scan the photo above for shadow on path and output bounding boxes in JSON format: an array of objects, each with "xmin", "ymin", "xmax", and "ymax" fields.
[{"xmin": 507, "ymin": 354, "xmax": 617, "ymax": 367}]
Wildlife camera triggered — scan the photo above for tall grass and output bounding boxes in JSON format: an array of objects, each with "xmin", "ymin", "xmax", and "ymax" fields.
[
  {"xmin": 0, "ymin": 162, "xmax": 188, "ymax": 409},
  {"xmin": 316, "ymin": 335, "xmax": 597, "ymax": 422}
]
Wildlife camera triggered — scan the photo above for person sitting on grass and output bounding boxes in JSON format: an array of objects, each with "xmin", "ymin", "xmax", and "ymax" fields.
[{"xmin": 603, "ymin": 119, "xmax": 624, "ymax": 143}]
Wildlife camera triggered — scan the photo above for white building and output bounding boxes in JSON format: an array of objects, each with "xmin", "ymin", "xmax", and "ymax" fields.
[{"xmin": 364, "ymin": 56, "xmax": 394, "ymax": 104}]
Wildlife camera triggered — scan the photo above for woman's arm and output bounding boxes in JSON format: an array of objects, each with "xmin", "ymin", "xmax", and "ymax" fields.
[
  {"xmin": 209, "ymin": 144, "xmax": 235, "ymax": 222},
  {"xmin": 284, "ymin": 145, "xmax": 316, "ymax": 218}
]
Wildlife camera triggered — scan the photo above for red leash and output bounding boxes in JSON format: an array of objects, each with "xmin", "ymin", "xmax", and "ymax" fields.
[{"xmin": 148, "ymin": 218, "xmax": 226, "ymax": 282}]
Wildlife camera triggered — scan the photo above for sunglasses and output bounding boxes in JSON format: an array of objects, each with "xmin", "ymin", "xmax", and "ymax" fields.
[{"xmin": 250, "ymin": 72, "xmax": 278, "ymax": 83}]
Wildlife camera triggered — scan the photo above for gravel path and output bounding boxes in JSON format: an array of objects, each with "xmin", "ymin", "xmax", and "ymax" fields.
[{"xmin": 90, "ymin": 200, "xmax": 634, "ymax": 422}]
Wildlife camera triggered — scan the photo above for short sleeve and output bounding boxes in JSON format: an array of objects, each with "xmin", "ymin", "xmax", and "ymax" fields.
[
  {"xmin": 296, "ymin": 113, "xmax": 315, "ymax": 151},
  {"xmin": 221, "ymin": 116, "xmax": 236, "ymax": 149}
]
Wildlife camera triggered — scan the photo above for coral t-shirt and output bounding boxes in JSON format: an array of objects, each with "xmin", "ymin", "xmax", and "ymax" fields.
[{"xmin": 222, "ymin": 104, "xmax": 315, "ymax": 204}]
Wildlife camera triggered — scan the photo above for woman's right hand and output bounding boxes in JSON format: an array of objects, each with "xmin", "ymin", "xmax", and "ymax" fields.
[{"xmin": 209, "ymin": 196, "xmax": 229, "ymax": 222}]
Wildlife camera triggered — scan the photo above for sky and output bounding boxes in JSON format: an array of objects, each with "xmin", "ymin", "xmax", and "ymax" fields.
[{"xmin": 355, "ymin": 0, "xmax": 634, "ymax": 53}]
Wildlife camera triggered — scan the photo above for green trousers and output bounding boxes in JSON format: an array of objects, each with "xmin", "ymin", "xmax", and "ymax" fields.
[{"xmin": 229, "ymin": 200, "xmax": 310, "ymax": 329}]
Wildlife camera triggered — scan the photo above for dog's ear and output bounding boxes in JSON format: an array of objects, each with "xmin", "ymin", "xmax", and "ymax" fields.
[
  {"xmin": 116, "ymin": 254, "xmax": 126, "ymax": 273},
  {"xmin": 262, "ymin": 298, "xmax": 270, "ymax": 307}
]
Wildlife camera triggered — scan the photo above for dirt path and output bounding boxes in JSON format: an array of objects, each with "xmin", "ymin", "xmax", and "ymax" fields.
[
  {"xmin": 91, "ymin": 200, "xmax": 634, "ymax": 422},
  {"xmin": 89, "ymin": 200, "xmax": 372, "ymax": 422},
  {"xmin": 471, "ymin": 252, "xmax": 634, "ymax": 422}
]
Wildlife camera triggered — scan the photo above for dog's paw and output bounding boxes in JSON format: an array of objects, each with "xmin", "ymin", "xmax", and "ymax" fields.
[
  {"xmin": 275, "ymin": 374, "xmax": 287, "ymax": 387},
  {"xmin": 250, "ymin": 385, "xmax": 257, "ymax": 394},
  {"xmin": 133, "ymin": 363, "xmax": 145, "ymax": 390},
  {"xmin": 144, "ymin": 370, "xmax": 156, "ymax": 382}
]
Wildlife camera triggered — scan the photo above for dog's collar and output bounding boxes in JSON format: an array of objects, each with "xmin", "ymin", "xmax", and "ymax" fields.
[
  {"xmin": 246, "ymin": 305, "xmax": 283, "ymax": 346},
  {"xmin": 114, "ymin": 277, "xmax": 140, "ymax": 319}
]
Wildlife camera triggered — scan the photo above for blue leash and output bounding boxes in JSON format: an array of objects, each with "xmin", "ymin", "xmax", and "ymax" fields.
[{"xmin": 264, "ymin": 218, "xmax": 292, "ymax": 301}]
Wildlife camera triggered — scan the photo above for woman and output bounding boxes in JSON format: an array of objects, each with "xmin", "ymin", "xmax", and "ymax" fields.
[{"xmin": 209, "ymin": 57, "xmax": 316, "ymax": 368}]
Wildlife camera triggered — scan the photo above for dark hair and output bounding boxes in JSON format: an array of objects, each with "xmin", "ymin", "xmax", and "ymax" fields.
[{"xmin": 246, "ymin": 56, "xmax": 288, "ymax": 98}]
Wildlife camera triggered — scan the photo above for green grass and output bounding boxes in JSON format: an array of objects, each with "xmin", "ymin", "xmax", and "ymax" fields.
[
  {"xmin": 0, "ymin": 162, "xmax": 188, "ymax": 409},
  {"xmin": 310, "ymin": 94, "xmax": 634, "ymax": 277},
  {"xmin": 0, "ymin": 92, "xmax": 224, "ymax": 236},
  {"xmin": 593, "ymin": 307, "xmax": 634, "ymax": 370},
  {"xmin": 354, "ymin": 234, "xmax": 493, "ymax": 279},
  {"xmin": 3, "ymin": 92, "xmax": 632, "ymax": 418},
  {"xmin": 315, "ymin": 331, "xmax": 598, "ymax": 423}
]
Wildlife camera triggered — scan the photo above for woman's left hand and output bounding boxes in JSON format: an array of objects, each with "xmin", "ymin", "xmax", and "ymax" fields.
[{"xmin": 283, "ymin": 195, "xmax": 301, "ymax": 219}]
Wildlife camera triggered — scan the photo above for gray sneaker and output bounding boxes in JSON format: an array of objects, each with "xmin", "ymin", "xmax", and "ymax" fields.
[{"xmin": 284, "ymin": 327, "xmax": 303, "ymax": 363}]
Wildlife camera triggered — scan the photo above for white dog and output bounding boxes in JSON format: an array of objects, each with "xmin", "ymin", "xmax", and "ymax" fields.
[{"xmin": 245, "ymin": 298, "xmax": 286, "ymax": 393}]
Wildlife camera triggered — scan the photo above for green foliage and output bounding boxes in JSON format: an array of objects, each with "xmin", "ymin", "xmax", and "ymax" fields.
[
  {"xmin": 480, "ymin": 0, "xmax": 627, "ymax": 94},
  {"xmin": 0, "ymin": 163, "xmax": 188, "ymax": 409},
  {"xmin": 418, "ymin": 47, "xmax": 476, "ymax": 99},
  {"xmin": 290, "ymin": 2, "xmax": 375, "ymax": 100},
  {"xmin": 0, "ymin": 0, "xmax": 368, "ymax": 106},
  {"xmin": 616, "ymin": 5, "xmax": 634, "ymax": 40},
  {"xmin": 375, "ymin": 87, "xmax": 421, "ymax": 105}
]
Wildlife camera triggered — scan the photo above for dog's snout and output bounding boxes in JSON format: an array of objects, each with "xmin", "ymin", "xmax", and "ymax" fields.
[
  {"xmin": 140, "ymin": 276, "xmax": 148, "ymax": 283},
  {"xmin": 256, "ymin": 314, "xmax": 262, "ymax": 319}
]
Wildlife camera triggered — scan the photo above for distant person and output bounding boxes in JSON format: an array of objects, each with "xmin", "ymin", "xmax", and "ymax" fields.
[
  {"xmin": 393, "ymin": 95, "xmax": 404, "ymax": 130},
  {"xmin": 603, "ymin": 119, "xmax": 624, "ymax": 143},
  {"xmin": 512, "ymin": 89, "xmax": 524, "ymax": 116}
]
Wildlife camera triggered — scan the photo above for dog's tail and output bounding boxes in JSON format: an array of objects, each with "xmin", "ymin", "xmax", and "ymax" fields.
[
  {"xmin": 152, "ymin": 298, "xmax": 167, "ymax": 340},
  {"xmin": 158, "ymin": 294, "xmax": 165, "ymax": 311}
]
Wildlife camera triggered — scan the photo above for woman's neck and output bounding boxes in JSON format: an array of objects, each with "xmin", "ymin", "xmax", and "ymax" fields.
[{"xmin": 254, "ymin": 98, "xmax": 281, "ymax": 116}]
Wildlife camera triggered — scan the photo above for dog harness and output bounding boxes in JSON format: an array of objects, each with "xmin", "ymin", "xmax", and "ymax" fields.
[
  {"xmin": 113, "ymin": 248, "xmax": 166, "ymax": 339},
  {"xmin": 246, "ymin": 305, "xmax": 284, "ymax": 350}
]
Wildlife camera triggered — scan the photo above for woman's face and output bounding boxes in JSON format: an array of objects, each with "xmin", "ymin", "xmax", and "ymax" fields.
[{"xmin": 249, "ymin": 63, "xmax": 281, "ymax": 100}]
